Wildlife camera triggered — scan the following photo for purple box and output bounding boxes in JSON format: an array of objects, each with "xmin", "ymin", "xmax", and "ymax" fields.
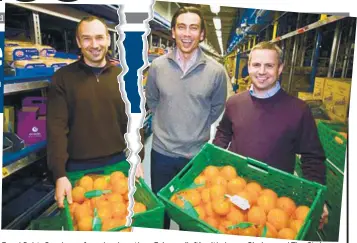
[
  {"xmin": 22, "ymin": 97, "xmax": 47, "ymax": 116},
  {"xmin": 17, "ymin": 107, "xmax": 46, "ymax": 145}
]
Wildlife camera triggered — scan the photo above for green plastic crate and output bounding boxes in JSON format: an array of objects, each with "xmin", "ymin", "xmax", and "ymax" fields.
[
  {"xmin": 317, "ymin": 120, "xmax": 347, "ymax": 172},
  {"xmin": 325, "ymin": 159, "xmax": 344, "ymax": 207},
  {"xmin": 158, "ymin": 143, "xmax": 326, "ymax": 241},
  {"xmin": 317, "ymin": 202, "xmax": 342, "ymax": 242},
  {"xmin": 63, "ymin": 161, "xmax": 165, "ymax": 231},
  {"xmin": 295, "ymin": 157, "xmax": 344, "ymax": 242},
  {"xmin": 295, "ymin": 156, "xmax": 344, "ymax": 208},
  {"xmin": 29, "ymin": 213, "xmax": 68, "ymax": 231}
]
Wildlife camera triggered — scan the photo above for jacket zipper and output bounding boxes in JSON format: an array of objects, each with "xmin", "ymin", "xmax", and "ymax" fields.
[{"xmin": 91, "ymin": 65, "xmax": 111, "ymax": 83}]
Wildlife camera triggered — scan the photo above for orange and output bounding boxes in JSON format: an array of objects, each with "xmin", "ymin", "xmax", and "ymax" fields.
[
  {"xmin": 175, "ymin": 197, "xmax": 185, "ymax": 208},
  {"xmin": 294, "ymin": 205, "xmax": 310, "ymax": 221},
  {"xmin": 110, "ymin": 171, "xmax": 126, "ymax": 185},
  {"xmin": 69, "ymin": 202, "xmax": 79, "ymax": 216},
  {"xmin": 267, "ymin": 208, "xmax": 289, "ymax": 231},
  {"xmin": 258, "ymin": 222, "xmax": 278, "ymax": 238},
  {"xmin": 102, "ymin": 218, "xmax": 118, "ymax": 231},
  {"xmin": 210, "ymin": 185, "xmax": 227, "ymax": 199},
  {"xmin": 226, "ymin": 209, "xmax": 245, "ymax": 224},
  {"xmin": 208, "ymin": 176, "xmax": 227, "ymax": 188},
  {"xmin": 77, "ymin": 216, "xmax": 93, "ymax": 231},
  {"xmin": 227, "ymin": 177, "xmax": 246, "ymax": 194},
  {"xmin": 120, "ymin": 227, "xmax": 132, "ymax": 232},
  {"xmin": 220, "ymin": 165, "xmax": 237, "ymax": 180},
  {"xmin": 107, "ymin": 193, "xmax": 124, "ymax": 203},
  {"xmin": 260, "ymin": 189, "xmax": 278, "ymax": 201},
  {"xmin": 170, "ymin": 194, "xmax": 177, "ymax": 203},
  {"xmin": 278, "ymin": 228, "xmax": 297, "ymax": 239},
  {"xmin": 133, "ymin": 202, "xmax": 147, "ymax": 214},
  {"xmin": 194, "ymin": 205, "xmax": 206, "ymax": 220},
  {"xmin": 204, "ymin": 202, "xmax": 215, "ymax": 217},
  {"xmin": 194, "ymin": 175, "xmax": 207, "ymax": 191},
  {"xmin": 203, "ymin": 166, "xmax": 220, "ymax": 179},
  {"xmin": 277, "ymin": 197, "xmax": 297, "ymax": 216},
  {"xmin": 257, "ymin": 194, "xmax": 277, "ymax": 213},
  {"xmin": 201, "ymin": 188, "xmax": 211, "ymax": 204},
  {"xmin": 206, "ymin": 217, "xmax": 219, "ymax": 228},
  {"xmin": 339, "ymin": 132, "xmax": 347, "ymax": 139},
  {"xmin": 79, "ymin": 176, "xmax": 94, "ymax": 191},
  {"xmin": 72, "ymin": 186, "xmax": 86, "ymax": 204},
  {"xmin": 238, "ymin": 226, "xmax": 258, "ymax": 237},
  {"xmin": 97, "ymin": 206, "xmax": 112, "ymax": 221},
  {"xmin": 111, "ymin": 202, "xmax": 127, "ymax": 218},
  {"xmin": 93, "ymin": 177, "xmax": 108, "ymax": 190},
  {"xmin": 246, "ymin": 189, "xmax": 259, "ymax": 205},
  {"xmin": 183, "ymin": 189, "xmax": 201, "ymax": 207},
  {"xmin": 245, "ymin": 182, "xmax": 262, "ymax": 194},
  {"xmin": 112, "ymin": 178, "xmax": 128, "ymax": 195},
  {"xmin": 212, "ymin": 199, "xmax": 231, "ymax": 216},
  {"xmin": 247, "ymin": 206, "xmax": 267, "ymax": 226},
  {"xmin": 113, "ymin": 216, "xmax": 127, "ymax": 227},
  {"xmin": 90, "ymin": 195, "xmax": 105, "ymax": 209},
  {"xmin": 221, "ymin": 220, "xmax": 239, "ymax": 235},
  {"xmin": 96, "ymin": 199, "xmax": 111, "ymax": 209},
  {"xmin": 74, "ymin": 203, "xmax": 92, "ymax": 223},
  {"xmin": 290, "ymin": 219, "xmax": 304, "ymax": 233}
]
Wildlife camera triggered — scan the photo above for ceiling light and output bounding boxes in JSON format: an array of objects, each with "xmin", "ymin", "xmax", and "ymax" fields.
[
  {"xmin": 213, "ymin": 17, "xmax": 221, "ymax": 30},
  {"xmin": 210, "ymin": 5, "xmax": 220, "ymax": 14},
  {"xmin": 216, "ymin": 30, "xmax": 222, "ymax": 38}
]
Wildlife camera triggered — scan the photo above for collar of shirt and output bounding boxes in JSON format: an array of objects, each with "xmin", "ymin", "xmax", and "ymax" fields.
[
  {"xmin": 249, "ymin": 81, "xmax": 281, "ymax": 99},
  {"xmin": 176, "ymin": 48, "xmax": 198, "ymax": 73}
]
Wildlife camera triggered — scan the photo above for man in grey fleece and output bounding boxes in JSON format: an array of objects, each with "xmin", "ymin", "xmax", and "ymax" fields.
[{"xmin": 146, "ymin": 6, "xmax": 228, "ymax": 229}]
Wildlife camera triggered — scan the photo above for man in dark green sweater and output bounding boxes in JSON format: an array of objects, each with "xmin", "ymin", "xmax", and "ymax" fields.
[{"xmin": 47, "ymin": 16, "xmax": 143, "ymax": 208}]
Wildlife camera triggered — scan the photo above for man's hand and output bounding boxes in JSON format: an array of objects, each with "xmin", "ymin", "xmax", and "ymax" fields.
[
  {"xmin": 55, "ymin": 176, "xmax": 73, "ymax": 208},
  {"xmin": 319, "ymin": 203, "xmax": 329, "ymax": 229},
  {"xmin": 135, "ymin": 163, "xmax": 144, "ymax": 179}
]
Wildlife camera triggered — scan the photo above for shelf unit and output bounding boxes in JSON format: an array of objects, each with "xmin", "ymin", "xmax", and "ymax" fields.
[
  {"xmin": 225, "ymin": 9, "xmax": 355, "ymax": 95},
  {"xmin": 2, "ymin": 4, "xmax": 120, "ymax": 230}
]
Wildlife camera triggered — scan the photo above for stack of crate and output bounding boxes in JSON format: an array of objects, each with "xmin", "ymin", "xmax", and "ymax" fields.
[
  {"xmin": 294, "ymin": 120, "xmax": 346, "ymax": 241},
  {"xmin": 316, "ymin": 121, "xmax": 346, "ymax": 241}
]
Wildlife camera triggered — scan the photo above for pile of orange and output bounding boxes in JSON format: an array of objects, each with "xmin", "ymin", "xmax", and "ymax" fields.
[
  {"xmin": 69, "ymin": 171, "xmax": 147, "ymax": 231},
  {"xmin": 170, "ymin": 165, "xmax": 310, "ymax": 239}
]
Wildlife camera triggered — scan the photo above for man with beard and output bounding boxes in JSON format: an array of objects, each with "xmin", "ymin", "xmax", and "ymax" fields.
[
  {"xmin": 47, "ymin": 16, "xmax": 144, "ymax": 208},
  {"xmin": 146, "ymin": 6, "xmax": 228, "ymax": 229}
]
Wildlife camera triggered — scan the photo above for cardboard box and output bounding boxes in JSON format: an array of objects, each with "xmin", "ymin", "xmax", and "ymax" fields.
[
  {"xmin": 322, "ymin": 78, "xmax": 352, "ymax": 123},
  {"xmin": 313, "ymin": 77, "xmax": 326, "ymax": 99},
  {"xmin": 298, "ymin": 92, "xmax": 322, "ymax": 101},
  {"xmin": 3, "ymin": 106, "xmax": 15, "ymax": 133}
]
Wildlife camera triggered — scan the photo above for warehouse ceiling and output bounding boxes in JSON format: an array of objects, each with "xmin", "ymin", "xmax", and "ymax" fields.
[{"xmin": 153, "ymin": 1, "xmax": 241, "ymax": 56}]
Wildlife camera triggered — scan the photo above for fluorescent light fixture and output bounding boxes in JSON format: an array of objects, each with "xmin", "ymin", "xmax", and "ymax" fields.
[
  {"xmin": 213, "ymin": 17, "xmax": 221, "ymax": 30},
  {"xmin": 210, "ymin": 4, "xmax": 220, "ymax": 14},
  {"xmin": 216, "ymin": 29, "xmax": 222, "ymax": 38}
]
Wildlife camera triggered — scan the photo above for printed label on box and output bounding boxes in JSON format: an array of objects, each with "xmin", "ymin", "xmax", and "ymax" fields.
[
  {"xmin": 52, "ymin": 63, "xmax": 67, "ymax": 72},
  {"xmin": 40, "ymin": 48, "xmax": 56, "ymax": 57},
  {"xmin": 12, "ymin": 48, "xmax": 39, "ymax": 60},
  {"xmin": 24, "ymin": 63, "xmax": 47, "ymax": 69}
]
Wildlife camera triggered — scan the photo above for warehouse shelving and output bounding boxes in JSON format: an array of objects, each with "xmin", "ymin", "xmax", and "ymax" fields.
[
  {"xmin": 2, "ymin": 3, "xmax": 121, "ymax": 230},
  {"xmin": 226, "ymin": 10, "xmax": 354, "ymax": 95},
  {"xmin": 4, "ymin": 80, "xmax": 50, "ymax": 95}
]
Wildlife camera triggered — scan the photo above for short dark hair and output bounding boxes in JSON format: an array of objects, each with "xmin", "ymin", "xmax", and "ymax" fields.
[
  {"xmin": 171, "ymin": 6, "xmax": 206, "ymax": 42},
  {"xmin": 76, "ymin": 16, "xmax": 109, "ymax": 38}
]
